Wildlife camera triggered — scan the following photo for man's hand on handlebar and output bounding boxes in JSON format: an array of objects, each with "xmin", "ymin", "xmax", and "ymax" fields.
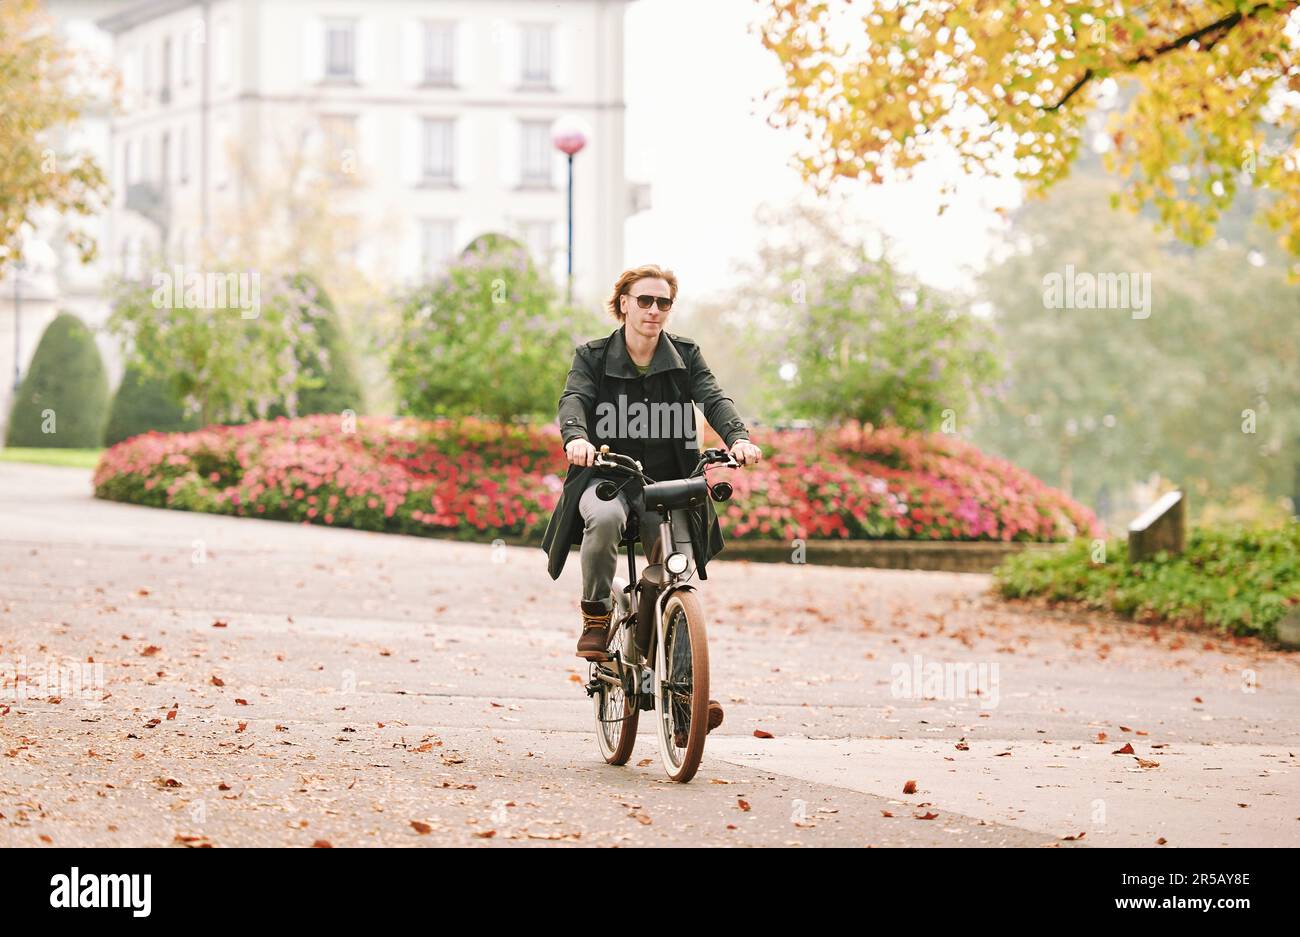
[
  {"xmin": 565, "ymin": 437, "xmax": 597, "ymax": 467},
  {"xmin": 729, "ymin": 439, "xmax": 762, "ymax": 466}
]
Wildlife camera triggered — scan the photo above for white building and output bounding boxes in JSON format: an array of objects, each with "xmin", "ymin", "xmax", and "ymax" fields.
[
  {"xmin": 1, "ymin": 0, "xmax": 645, "ymax": 439},
  {"xmin": 99, "ymin": 0, "xmax": 642, "ymax": 291},
  {"xmin": 0, "ymin": 0, "xmax": 118, "ymax": 442}
]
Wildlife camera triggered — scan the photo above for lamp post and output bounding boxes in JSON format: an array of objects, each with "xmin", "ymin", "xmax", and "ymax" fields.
[{"xmin": 551, "ymin": 116, "xmax": 589, "ymax": 306}]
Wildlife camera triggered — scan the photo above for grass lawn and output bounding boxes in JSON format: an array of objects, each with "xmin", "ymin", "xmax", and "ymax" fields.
[{"xmin": 0, "ymin": 447, "xmax": 102, "ymax": 469}]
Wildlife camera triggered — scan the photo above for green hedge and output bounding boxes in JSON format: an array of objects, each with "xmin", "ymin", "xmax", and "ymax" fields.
[
  {"xmin": 993, "ymin": 524, "xmax": 1300, "ymax": 638},
  {"xmin": 103, "ymin": 360, "xmax": 202, "ymax": 446},
  {"xmin": 6, "ymin": 312, "xmax": 108, "ymax": 448}
]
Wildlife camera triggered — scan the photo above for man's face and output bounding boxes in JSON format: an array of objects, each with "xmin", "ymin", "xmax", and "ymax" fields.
[{"xmin": 621, "ymin": 277, "xmax": 673, "ymax": 341}]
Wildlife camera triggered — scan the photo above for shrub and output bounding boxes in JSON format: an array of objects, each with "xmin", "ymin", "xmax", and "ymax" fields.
[
  {"xmin": 993, "ymin": 524, "xmax": 1300, "ymax": 638},
  {"xmin": 6, "ymin": 311, "xmax": 108, "ymax": 448},
  {"xmin": 265, "ymin": 273, "xmax": 364, "ymax": 420},
  {"xmin": 104, "ymin": 360, "xmax": 202, "ymax": 445}
]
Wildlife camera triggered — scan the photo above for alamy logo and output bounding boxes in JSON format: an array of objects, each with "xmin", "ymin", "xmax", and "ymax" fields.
[
  {"xmin": 1042, "ymin": 264, "xmax": 1151, "ymax": 319},
  {"xmin": 595, "ymin": 395, "xmax": 699, "ymax": 449},
  {"xmin": 49, "ymin": 868, "xmax": 151, "ymax": 917},
  {"xmin": 890, "ymin": 654, "xmax": 1000, "ymax": 709},
  {"xmin": 151, "ymin": 264, "xmax": 261, "ymax": 318}
]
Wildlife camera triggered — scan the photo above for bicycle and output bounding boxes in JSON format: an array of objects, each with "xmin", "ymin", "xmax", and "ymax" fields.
[{"xmin": 581, "ymin": 443, "xmax": 740, "ymax": 783}]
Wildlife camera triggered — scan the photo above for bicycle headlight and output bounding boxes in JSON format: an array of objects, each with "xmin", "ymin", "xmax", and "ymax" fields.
[{"xmin": 665, "ymin": 552, "xmax": 689, "ymax": 575}]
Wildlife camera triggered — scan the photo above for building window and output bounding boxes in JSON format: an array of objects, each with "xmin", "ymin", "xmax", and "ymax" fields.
[
  {"xmin": 160, "ymin": 131, "xmax": 170, "ymax": 189},
  {"xmin": 179, "ymin": 127, "xmax": 189, "ymax": 184},
  {"xmin": 325, "ymin": 19, "xmax": 356, "ymax": 80},
  {"xmin": 520, "ymin": 23, "xmax": 553, "ymax": 87},
  {"xmin": 181, "ymin": 29, "xmax": 191, "ymax": 86},
  {"xmin": 420, "ymin": 118, "xmax": 454, "ymax": 185},
  {"xmin": 420, "ymin": 219, "xmax": 456, "ymax": 276},
  {"xmin": 423, "ymin": 21, "xmax": 455, "ymax": 85},
  {"xmin": 519, "ymin": 119, "xmax": 552, "ymax": 187}
]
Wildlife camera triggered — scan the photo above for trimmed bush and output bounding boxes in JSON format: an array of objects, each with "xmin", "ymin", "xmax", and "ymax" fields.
[
  {"xmin": 994, "ymin": 524, "xmax": 1300, "ymax": 638},
  {"xmin": 103, "ymin": 361, "xmax": 202, "ymax": 445},
  {"xmin": 6, "ymin": 312, "xmax": 108, "ymax": 448}
]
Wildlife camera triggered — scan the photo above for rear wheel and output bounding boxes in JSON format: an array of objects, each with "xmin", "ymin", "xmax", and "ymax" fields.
[
  {"xmin": 653, "ymin": 590, "xmax": 709, "ymax": 783},
  {"xmin": 593, "ymin": 576, "xmax": 638, "ymax": 764}
]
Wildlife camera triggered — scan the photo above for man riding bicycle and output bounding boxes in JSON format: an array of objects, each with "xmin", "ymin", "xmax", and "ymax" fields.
[{"xmin": 540, "ymin": 264, "xmax": 762, "ymax": 732}]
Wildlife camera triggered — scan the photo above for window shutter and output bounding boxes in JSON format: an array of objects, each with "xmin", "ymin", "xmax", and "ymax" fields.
[
  {"xmin": 454, "ymin": 115, "xmax": 472, "ymax": 188},
  {"xmin": 403, "ymin": 114, "xmax": 421, "ymax": 186},
  {"xmin": 553, "ymin": 24, "xmax": 571, "ymax": 92},
  {"xmin": 355, "ymin": 19, "xmax": 373, "ymax": 85},
  {"xmin": 302, "ymin": 19, "xmax": 323, "ymax": 83},
  {"xmin": 401, "ymin": 19, "xmax": 421, "ymax": 86},
  {"xmin": 499, "ymin": 115, "xmax": 520, "ymax": 189}
]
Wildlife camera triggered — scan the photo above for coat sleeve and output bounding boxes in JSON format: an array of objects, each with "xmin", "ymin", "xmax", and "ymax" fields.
[
  {"xmin": 558, "ymin": 346, "xmax": 597, "ymax": 448},
  {"xmin": 687, "ymin": 344, "xmax": 749, "ymax": 448}
]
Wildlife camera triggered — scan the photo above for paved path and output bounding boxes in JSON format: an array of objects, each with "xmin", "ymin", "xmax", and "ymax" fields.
[{"xmin": 2, "ymin": 461, "xmax": 1297, "ymax": 847}]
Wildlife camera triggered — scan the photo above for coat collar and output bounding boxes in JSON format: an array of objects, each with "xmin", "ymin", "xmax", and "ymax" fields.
[{"xmin": 604, "ymin": 323, "xmax": 686, "ymax": 378}]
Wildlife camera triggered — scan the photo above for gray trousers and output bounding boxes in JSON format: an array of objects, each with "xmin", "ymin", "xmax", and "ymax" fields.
[{"xmin": 578, "ymin": 476, "xmax": 695, "ymax": 611}]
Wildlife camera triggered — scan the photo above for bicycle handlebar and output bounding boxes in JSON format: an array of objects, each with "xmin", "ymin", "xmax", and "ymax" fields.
[{"xmin": 591, "ymin": 444, "xmax": 741, "ymax": 485}]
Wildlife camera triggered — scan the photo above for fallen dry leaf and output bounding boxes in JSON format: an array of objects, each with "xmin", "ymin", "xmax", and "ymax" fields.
[{"xmin": 903, "ymin": 780, "xmax": 918, "ymax": 795}]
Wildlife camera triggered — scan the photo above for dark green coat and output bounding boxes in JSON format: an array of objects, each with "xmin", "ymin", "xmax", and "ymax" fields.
[{"xmin": 540, "ymin": 325, "xmax": 750, "ymax": 582}]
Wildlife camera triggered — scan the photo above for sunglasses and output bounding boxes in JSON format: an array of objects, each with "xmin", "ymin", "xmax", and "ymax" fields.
[{"xmin": 628, "ymin": 293, "xmax": 674, "ymax": 312}]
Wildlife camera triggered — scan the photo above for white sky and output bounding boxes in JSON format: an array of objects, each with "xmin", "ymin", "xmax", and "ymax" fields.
[{"xmin": 623, "ymin": 0, "xmax": 1024, "ymax": 299}]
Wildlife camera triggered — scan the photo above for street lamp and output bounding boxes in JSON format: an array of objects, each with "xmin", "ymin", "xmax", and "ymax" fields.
[{"xmin": 551, "ymin": 116, "xmax": 589, "ymax": 306}]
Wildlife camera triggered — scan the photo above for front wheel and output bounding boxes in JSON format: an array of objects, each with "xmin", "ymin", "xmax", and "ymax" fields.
[{"xmin": 653, "ymin": 590, "xmax": 710, "ymax": 783}]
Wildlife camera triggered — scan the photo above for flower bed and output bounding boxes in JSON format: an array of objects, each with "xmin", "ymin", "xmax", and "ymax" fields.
[{"xmin": 93, "ymin": 416, "xmax": 1098, "ymax": 543}]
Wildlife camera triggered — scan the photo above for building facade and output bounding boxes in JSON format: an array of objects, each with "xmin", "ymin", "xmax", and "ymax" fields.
[
  {"xmin": 1, "ymin": 0, "xmax": 644, "ymax": 439},
  {"xmin": 100, "ymin": 0, "xmax": 642, "ymax": 291}
]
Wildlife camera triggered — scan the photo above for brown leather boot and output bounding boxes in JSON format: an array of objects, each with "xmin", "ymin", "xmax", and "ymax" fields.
[{"xmin": 577, "ymin": 599, "xmax": 613, "ymax": 660}]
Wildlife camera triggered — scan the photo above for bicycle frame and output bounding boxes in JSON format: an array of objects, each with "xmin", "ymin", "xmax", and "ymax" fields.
[{"xmin": 590, "ymin": 445, "xmax": 737, "ymax": 675}]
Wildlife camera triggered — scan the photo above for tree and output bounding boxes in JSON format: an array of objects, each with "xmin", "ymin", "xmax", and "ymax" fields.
[
  {"xmin": 264, "ymin": 273, "xmax": 365, "ymax": 419},
  {"xmin": 0, "ymin": 0, "xmax": 108, "ymax": 264},
  {"xmin": 6, "ymin": 312, "xmax": 108, "ymax": 447},
  {"xmin": 735, "ymin": 201, "xmax": 1000, "ymax": 431},
  {"xmin": 974, "ymin": 171, "xmax": 1300, "ymax": 519},
  {"xmin": 107, "ymin": 269, "xmax": 328, "ymax": 427},
  {"xmin": 757, "ymin": 1, "xmax": 1300, "ymax": 273},
  {"xmin": 387, "ymin": 234, "xmax": 602, "ymax": 426}
]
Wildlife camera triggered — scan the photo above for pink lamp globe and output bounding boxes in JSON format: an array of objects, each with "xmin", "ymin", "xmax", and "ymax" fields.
[{"xmin": 552, "ymin": 116, "xmax": 590, "ymax": 156}]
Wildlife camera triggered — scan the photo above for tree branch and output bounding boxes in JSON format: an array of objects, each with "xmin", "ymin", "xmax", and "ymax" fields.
[{"xmin": 1043, "ymin": 1, "xmax": 1295, "ymax": 111}]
